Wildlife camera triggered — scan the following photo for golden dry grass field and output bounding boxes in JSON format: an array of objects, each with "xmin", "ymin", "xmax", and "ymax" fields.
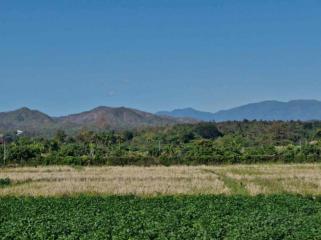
[{"xmin": 1, "ymin": 164, "xmax": 321, "ymax": 196}]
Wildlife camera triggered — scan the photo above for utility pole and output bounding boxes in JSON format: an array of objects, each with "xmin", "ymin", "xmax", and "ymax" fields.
[
  {"xmin": 16, "ymin": 130, "xmax": 24, "ymax": 165},
  {"xmin": 0, "ymin": 134, "xmax": 5, "ymax": 166},
  {"xmin": 3, "ymin": 138, "xmax": 6, "ymax": 166}
]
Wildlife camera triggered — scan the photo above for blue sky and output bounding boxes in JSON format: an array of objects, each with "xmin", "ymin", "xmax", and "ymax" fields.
[{"xmin": 1, "ymin": 0, "xmax": 321, "ymax": 116}]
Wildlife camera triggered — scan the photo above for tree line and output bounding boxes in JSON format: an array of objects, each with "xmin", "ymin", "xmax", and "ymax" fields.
[{"xmin": 2, "ymin": 121, "xmax": 321, "ymax": 166}]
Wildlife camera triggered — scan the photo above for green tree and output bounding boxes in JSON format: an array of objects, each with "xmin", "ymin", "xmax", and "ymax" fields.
[{"xmin": 194, "ymin": 123, "xmax": 223, "ymax": 139}]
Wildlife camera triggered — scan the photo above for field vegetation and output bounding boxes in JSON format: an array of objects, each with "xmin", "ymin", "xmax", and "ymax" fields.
[
  {"xmin": 1, "ymin": 164, "xmax": 321, "ymax": 196},
  {"xmin": 1, "ymin": 195, "xmax": 321, "ymax": 239}
]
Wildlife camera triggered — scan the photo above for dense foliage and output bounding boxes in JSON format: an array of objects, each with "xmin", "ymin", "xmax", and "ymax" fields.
[
  {"xmin": 0, "ymin": 195, "xmax": 321, "ymax": 239},
  {"xmin": 2, "ymin": 121, "xmax": 321, "ymax": 166}
]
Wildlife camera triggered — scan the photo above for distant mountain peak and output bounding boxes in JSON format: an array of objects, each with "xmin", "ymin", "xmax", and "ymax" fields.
[
  {"xmin": 158, "ymin": 100, "xmax": 321, "ymax": 122},
  {"xmin": 157, "ymin": 107, "xmax": 214, "ymax": 121},
  {"xmin": 225, "ymin": 99, "xmax": 321, "ymax": 121},
  {"xmin": 18, "ymin": 107, "xmax": 32, "ymax": 111},
  {"xmin": 0, "ymin": 106, "xmax": 195, "ymax": 136},
  {"xmin": 178, "ymin": 107, "xmax": 197, "ymax": 111}
]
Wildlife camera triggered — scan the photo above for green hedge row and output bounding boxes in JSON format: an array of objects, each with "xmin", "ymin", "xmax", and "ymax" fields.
[{"xmin": 2, "ymin": 153, "xmax": 321, "ymax": 166}]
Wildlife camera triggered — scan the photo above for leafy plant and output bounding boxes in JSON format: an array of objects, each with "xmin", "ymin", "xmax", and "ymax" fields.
[{"xmin": 0, "ymin": 195, "xmax": 321, "ymax": 239}]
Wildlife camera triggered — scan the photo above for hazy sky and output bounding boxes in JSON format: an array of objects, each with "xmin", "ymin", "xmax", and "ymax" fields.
[{"xmin": 1, "ymin": 0, "xmax": 321, "ymax": 116}]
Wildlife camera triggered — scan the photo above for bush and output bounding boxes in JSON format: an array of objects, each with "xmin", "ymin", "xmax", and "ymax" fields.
[{"xmin": 0, "ymin": 178, "xmax": 11, "ymax": 187}]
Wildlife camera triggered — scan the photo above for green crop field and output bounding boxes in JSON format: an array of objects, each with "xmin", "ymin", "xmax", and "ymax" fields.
[
  {"xmin": 1, "ymin": 195, "xmax": 321, "ymax": 240},
  {"xmin": 1, "ymin": 164, "xmax": 321, "ymax": 239}
]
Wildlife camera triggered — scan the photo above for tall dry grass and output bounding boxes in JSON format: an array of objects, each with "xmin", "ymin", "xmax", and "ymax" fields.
[
  {"xmin": 1, "ymin": 164, "xmax": 321, "ymax": 196},
  {"xmin": 0, "ymin": 166, "xmax": 228, "ymax": 196}
]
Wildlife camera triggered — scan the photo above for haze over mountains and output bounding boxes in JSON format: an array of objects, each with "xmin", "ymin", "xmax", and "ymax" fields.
[{"xmin": 157, "ymin": 100, "xmax": 321, "ymax": 121}]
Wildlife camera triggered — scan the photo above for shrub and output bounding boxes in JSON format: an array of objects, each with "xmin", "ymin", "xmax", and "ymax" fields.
[{"xmin": 0, "ymin": 178, "xmax": 11, "ymax": 187}]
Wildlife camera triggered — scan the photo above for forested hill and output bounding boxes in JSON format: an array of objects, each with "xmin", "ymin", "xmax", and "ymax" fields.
[
  {"xmin": 157, "ymin": 100, "xmax": 321, "ymax": 121},
  {"xmin": 0, "ymin": 107, "xmax": 194, "ymax": 136}
]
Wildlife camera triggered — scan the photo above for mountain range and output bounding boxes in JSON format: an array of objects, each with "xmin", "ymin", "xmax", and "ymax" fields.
[
  {"xmin": 2, "ymin": 100, "xmax": 321, "ymax": 136},
  {"xmin": 0, "ymin": 106, "xmax": 193, "ymax": 136},
  {"xmin": 157, "ymin": 100, "xmax": 321, "ymax": 121}
]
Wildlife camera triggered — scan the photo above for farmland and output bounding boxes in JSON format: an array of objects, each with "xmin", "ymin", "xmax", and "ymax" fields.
[
  {"xmin": 1, "ymin": 195, "xmax": 321, "ymax": 239},
  {"xmin": 2, "ymin": 124, "xmax": 321, "ymax": 239},
  {"xmin": 1, "ymin": 164, "xmax": 321, "ymax": 196},
  {"xmin": 2, "ymin": 164, "xmax": 321, "ymax": 239}
]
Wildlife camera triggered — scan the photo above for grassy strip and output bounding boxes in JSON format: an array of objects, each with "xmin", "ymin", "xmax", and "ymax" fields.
[
  {"xmin": 202, "ymin": 169, "xmax": 249, "ymax": 195},
  {"xmin": 219, "ymin": 174, "xmax": 249, "ymax": 195}
]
